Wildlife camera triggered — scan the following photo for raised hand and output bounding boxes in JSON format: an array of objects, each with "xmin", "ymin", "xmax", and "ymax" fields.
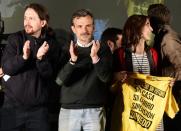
[
  {"xmin": 169, "ymin": 78, "xmax": 175, "ymax": 87},
  {"xmin": 37, "ymin": 41, "xmax": 49, "ymax": 60},
  {"xmin": 90, "ymin": 40, "xmax": 100, "ymax": 63},
  {"xmin": 0, "ymin": 68, "xmax": 4, "ymax": 77},
  {"xmin": 23, "ymin": 40, "xmax": 31, "ymax": 60},
  {"xmin": 114, "ymin": 71, "xmax": 127, "ymax": 82},
  {"xmin": 69, "ymin": 40, "xmax": 78, "ymax": 62}
]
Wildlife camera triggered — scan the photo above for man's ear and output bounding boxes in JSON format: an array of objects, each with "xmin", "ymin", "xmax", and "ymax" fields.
[
  {"xmin": 41, "ymin": 20, "xmax": 47, "ymax": 28},
  {"xmin": 71, "ymin": 26, "xmax": 75, "ymax": 34},
  {"xmin": 107, "ymin": 40, "xmax": 115, "ymax": 53},
  {"xmin": 107, "ymin": 40, "xmax": 114, "ymax": 48}
]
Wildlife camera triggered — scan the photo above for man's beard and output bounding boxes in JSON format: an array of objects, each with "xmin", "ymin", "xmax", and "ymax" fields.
[{"xmin": 24, "ymin": 25, "xmax": 34, "ymax": 35}]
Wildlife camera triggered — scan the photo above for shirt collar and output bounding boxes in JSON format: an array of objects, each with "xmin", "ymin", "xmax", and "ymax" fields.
[{"xmin": 77, "ymin": 40, "xmax": 93, "ymax": 47}]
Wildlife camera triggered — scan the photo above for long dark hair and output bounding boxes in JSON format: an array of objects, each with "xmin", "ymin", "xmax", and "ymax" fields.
[{"xmin": 122, "ymin": 14, "xmax": 148, "ymax": 51}]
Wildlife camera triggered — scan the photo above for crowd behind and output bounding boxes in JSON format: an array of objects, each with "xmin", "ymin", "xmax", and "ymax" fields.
[{"xmin": 0, "ymin": 2, "xmax": 181, "ymax": 131}]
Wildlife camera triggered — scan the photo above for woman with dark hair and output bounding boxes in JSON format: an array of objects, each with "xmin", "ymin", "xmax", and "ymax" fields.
[
  {"xmin": 111, "ymin": 14, "xmax": 161, "ymax": 131},
  {"xmin": 114, "ymin": 14, "xmax": 157, "ymax": 76}
]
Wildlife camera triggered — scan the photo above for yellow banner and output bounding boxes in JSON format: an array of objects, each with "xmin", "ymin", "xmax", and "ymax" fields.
[
  {"xmin": 111, "ymin": 73, "xmax": 179, "ymax": 131},
  {"xmin": 121, "ymin": 73, "xmax": 179, "ymax": 131}
]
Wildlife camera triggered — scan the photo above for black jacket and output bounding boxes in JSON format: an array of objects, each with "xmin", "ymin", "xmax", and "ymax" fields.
[{"xmin": 2, "ymin": 30, "xmax": 60, "ymax": 108}]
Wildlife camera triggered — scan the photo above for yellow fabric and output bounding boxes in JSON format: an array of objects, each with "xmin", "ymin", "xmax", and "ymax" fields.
[{"xmin": 121, "ymin": 73, "xmax": 179, "ymax": 131}]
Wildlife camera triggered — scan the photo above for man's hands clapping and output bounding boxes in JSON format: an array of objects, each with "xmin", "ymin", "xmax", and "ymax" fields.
[
  {"xmin": 23, "ymin": 40, "xmax": 49, "ymax": 60},
  {"xmin": 68, "ymin": 40, "xmax": 100, "ymax": 64}
]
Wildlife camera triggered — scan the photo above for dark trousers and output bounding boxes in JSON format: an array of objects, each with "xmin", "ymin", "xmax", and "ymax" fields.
[
  {"xmin": 164, "ymin": 81, "xmax": 181, "ymax": 131},
  {"xmin": 0, "ymin": 106, "xmax": 49, "ymax": 131},
  {"xmin": 164, "ymin": 111, "xmax": 181, "ymax": 131}
]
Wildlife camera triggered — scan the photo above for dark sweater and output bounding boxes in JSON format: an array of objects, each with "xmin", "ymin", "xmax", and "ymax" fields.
[{"xmin": 58, "ymin": 44, "xmax": 113, "ymax": 109}]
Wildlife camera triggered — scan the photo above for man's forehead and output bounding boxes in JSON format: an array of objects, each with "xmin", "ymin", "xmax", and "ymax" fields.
[
  {"xmin": 73, "ymin": 16, "xmax": 93, "ymax": 25},
  {"xmin": 24, "ymin": 8, "xmax": 38, "ymax": 17}
]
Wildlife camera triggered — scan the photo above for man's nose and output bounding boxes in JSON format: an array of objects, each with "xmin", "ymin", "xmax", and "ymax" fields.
[{"xmin": 83, "ymin": 27, "xmax": 88, "ymax": 32}]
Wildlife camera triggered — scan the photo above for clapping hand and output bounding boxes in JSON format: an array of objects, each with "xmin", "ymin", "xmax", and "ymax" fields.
[
  {"xmin": 69, "ymin": 40, "xmax": 78, "ymax": 62},
  {"xmin": 90, "ymin": 40, "xmax": 100, "ymax": 63},
  {"xmin": 23, "ymin": 40, "xmax": 31, "ymax": 60},
  {"xmin": 0, "ymin": 68, "xmax": 4, "ymax": 77},
  {"xmin": 37, "ymin": 41, "xmax": 49, "ymax": 60}
]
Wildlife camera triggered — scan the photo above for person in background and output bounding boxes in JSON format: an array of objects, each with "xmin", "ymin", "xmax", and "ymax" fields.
[
  {"xmin": 0, "ymin": 3, "xmax": 60, "ymax": 131},
  {"xmin": 148, "ymin": 3, "xmax": 181, "ymax": 131},
  {"xmin": 100, "ymin": 27, "xmax": 123, "ymax": 131},
  {"xmin": 101, "ymin": 27, "xmax": 123, "ymax": 53},
  {"xmin": 56, "ymin": 9, "xmax": 112, "ymax": 131},
  {"xmin": 111, "ymin": 14, "xmax": 159, "ymax": 131}
]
